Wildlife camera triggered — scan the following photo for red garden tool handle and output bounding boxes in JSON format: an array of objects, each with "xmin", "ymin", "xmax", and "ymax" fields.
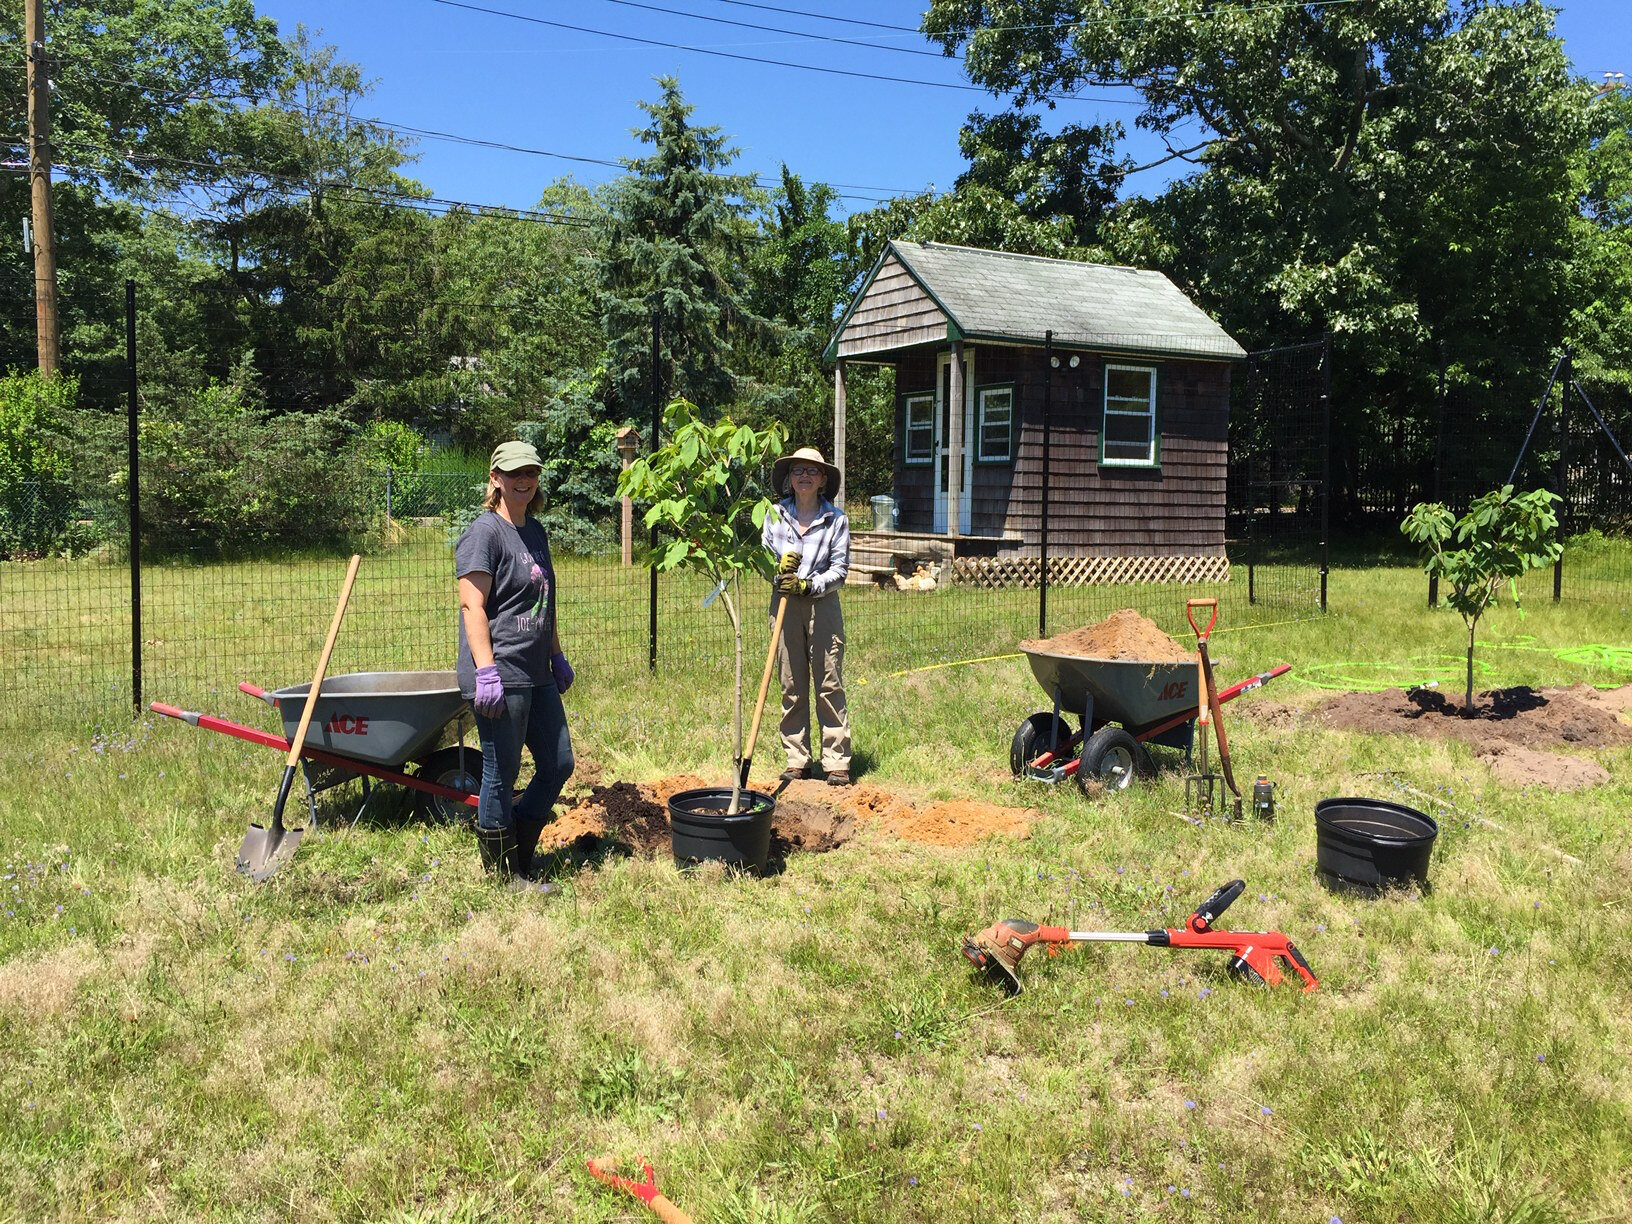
[
  {"xmin": 586, "ymin": 1159, "xmax": 695, "ymax": 1224},
  {"xmin": 1185, "ymin": 598, "xmax": 1219, "ymax": 643}
]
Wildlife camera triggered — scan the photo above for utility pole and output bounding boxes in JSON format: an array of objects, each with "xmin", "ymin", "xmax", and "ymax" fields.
[{"xmin": 27, "ymin": 0, "xmax": 60, "ymax": 375}]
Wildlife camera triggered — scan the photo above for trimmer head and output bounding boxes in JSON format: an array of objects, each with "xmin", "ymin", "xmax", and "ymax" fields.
[{"xmin": 960, "ymin": 928, "xmax": 1025, "ymax": 995}]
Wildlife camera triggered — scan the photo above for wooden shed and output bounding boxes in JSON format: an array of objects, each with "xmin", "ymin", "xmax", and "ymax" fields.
[{"xmin": 824, "ymin": 240, "xmax": 1246, "ymax": 587}]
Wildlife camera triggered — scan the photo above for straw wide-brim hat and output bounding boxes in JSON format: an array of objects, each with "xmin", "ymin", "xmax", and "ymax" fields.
[{"xmin": 772, "ymin": 446, "xmax": 841, "ymax": 497}]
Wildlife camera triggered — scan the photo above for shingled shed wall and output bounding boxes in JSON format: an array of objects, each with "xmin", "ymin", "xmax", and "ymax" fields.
[{"xmin": 891, "ymin": 346, "xmax": 1229, "ymax": 555}]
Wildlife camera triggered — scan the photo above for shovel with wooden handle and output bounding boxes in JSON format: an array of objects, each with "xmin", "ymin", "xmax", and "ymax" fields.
[
  {"xmin": 730, "ymin": 592, "xmax": 790, "ymax": 814},
  {"xmin": 236, "ymin": 554, "xmax": 362, "ymax": 881},
  {"xmin": 1186, "ymin": 597, "xmax": 1242, "ymax": 816}
]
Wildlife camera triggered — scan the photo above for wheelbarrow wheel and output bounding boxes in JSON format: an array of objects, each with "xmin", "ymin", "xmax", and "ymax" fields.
[
  {"xmin": 1011, "ymin": 712, "xmax": 1073, "ymax": 777},
  {"xmin": 415, "ymin": 746, "xmax": 480, "ymax": 827},
  {"xmin": 1075, "ymin": 727, "xmax": 1150, "ymax": 793}
]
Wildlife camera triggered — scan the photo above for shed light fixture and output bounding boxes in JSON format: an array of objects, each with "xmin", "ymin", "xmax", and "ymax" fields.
[{"xmin": 1051, "ymin": 354, "xmax": 1081, "ymax": 369}]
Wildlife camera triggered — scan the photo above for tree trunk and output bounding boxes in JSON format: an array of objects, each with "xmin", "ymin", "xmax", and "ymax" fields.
[{"xmin": 1464, "ymin": 626, "xmax": 1476, "ymax": 714}]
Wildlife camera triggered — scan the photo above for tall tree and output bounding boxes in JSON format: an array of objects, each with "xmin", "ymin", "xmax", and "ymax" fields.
[
  {"xmin": 926, "ymin": 0, "xmax": 1595, "ymax": 514},
  {"xmin": 595, "ymin": 76, "xmax": 767, "ymax": 416}
]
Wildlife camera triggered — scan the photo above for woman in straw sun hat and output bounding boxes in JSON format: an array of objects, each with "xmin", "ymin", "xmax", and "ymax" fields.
[
  {"xmin": 762, "ymin": 445, "xmax": 852, "ymax": 785},
  {"xmin": 455, "ymin": 440, "xmax": 576, "ymax": 881}
]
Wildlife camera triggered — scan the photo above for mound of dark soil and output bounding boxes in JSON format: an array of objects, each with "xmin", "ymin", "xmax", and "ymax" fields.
[{"xmin": 1314, "ymin": 684, "xmax": 1632, "ymax": 751}]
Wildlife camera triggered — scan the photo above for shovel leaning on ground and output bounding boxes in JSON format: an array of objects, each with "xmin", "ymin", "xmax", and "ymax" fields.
[
  {"xmin": 236, "ymin": 554, "xmax": 362, "ymax": 881},
  {"xmin": 730, "ymin": 592, "xmax": 789, "ymax": 814}
]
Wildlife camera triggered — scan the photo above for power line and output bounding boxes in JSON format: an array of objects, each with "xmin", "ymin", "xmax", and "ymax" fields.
[
  {"xmin": 709, "ymin": 0, "xmax": 919, "ymax": 34},
  {"xmin": 426, "ymin": 0, "xmax": 1142, "ymax": 105},
  {"xmin": 591, "ymin": 0, "xmax": 944, "ymax": 57},
  {"xmin": 18, "ymin": 60, "xmax": 927, "ymax": 202}
]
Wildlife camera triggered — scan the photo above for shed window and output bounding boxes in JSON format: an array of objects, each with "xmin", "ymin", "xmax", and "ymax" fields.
[
  {"xmin": 903, "ymin": 393, "xmax": 934, "ymax": 464},
  {"xmin": 1101, "ymin": 365, "xmax": 1158, "ymax": 467},
  {"xmin": 976, "ymin": 385, "xmax": 1014, "ymax": 462}
]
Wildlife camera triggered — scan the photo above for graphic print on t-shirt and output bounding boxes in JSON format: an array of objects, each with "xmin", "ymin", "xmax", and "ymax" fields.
[{"xmin": 516, "ymin": 550, "xmax": 551, "ymax": 634}]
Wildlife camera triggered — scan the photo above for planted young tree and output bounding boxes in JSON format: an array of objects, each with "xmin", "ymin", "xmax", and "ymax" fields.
[
  {"xmin": 1401, "ymin": 485, "xmax": 1563, "ymax": 712},
  {"xmin": 617, "ymin": 399, "xmax": 786, "ymax": 813}
]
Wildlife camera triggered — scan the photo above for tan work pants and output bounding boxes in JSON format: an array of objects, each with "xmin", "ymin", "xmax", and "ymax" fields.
[{"xmin": 772, "ymin": 591, "xmax": 851, "ymax": 773}]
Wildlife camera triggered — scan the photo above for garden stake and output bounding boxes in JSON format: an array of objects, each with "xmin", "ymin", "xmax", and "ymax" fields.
[
  {"xmin": 586, "ymin": 1157, "xmax": 694, "ymax": 1224},
  {"xmin": 236, "ymin": 554, "xmax": 361, "ymax": 881},
  {"xmin": 962, "ymin": 879, "xmax": 1319, "ymax": 995},
  {"xmin": 732, "ymin": 592, "xmax": 788, "ymax": 813}
]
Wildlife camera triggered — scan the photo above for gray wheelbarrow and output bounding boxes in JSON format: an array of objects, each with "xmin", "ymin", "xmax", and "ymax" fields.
[
  {"xmin": 151, "ymin": 670, "xmax": 484, "ymax": 869},
  {"xmin": 1009, "ymin": 645, "xmax": 1291, "ymax": 794}
]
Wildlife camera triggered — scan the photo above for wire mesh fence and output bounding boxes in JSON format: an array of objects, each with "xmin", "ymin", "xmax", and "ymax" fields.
[
  {"xmin": 2, "ymin": 291, "xmax": 1337, "ymax": 729},
  {"xmin": 1227, "ymin": 339, "xmax": 1329, "ymax": 615},
  {"xmin": 1429, "ymin": 356, "xmax": 1632, "ymax": 606}
]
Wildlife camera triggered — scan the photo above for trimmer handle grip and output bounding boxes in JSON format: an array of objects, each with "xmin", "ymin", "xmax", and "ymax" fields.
[
  {"xmin": 1186, "ymin": 598, "xmax": 1219, "ymax": 642},
  {"xmin": 1189, "ymin": 879, "xmax": 1245, "ymax": 932},
  {"xmin": 1280, "ymin": 941, "xmax": 1320, "ymax": 992}
]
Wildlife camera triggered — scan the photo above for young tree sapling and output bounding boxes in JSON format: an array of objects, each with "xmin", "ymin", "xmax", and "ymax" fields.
[{"xmin": 1401, "ymin": 485, "xmax": 1562, "ymax": 712}]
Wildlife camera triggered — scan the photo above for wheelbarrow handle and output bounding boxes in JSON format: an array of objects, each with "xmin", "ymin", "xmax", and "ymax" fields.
[
  {"xmin": 1185, "ymin": 598, "xmax": 1218, "ymax": 642},
  {"xmin": 239, "ymin": 681, "xmax": 277, "ymax": 707}
]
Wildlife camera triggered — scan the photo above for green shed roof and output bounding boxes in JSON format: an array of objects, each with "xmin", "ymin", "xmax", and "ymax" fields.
[{"xmin": 831, "ymin": 240, "xmax": 1246, "ymax": 362}]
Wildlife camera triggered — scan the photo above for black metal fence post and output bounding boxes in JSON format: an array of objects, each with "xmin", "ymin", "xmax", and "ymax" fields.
[
  {"xmin": 1039, "ymin": 330, "xmax": 1052, "ymax": 637},
  {"xmin": 648, "ymin": 309, "xmax": 661, "ymax": 673},
  {"xmin": 1430, "ymin": 339, "xmax": 1446, "ymax": 607},
  {"xmin": 1246, "ymin": 353, "xmax": 1257, "ymax": 605},
  {"xmin": 1555, "ymin": 346, "xmax": 1570, "ymax": 602},
  {"xmin": 1319, "ymin": 333, "xmax": 1332, "ymax": 613},
  {"xmin": 126, "ymin": 279, "xmax": 142, "ymax": 715}
]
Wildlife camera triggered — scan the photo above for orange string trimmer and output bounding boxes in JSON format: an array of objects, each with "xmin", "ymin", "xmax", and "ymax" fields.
[{"xmin": 586, "ymin": 1158, "xmax": 695, "ymax": 1224}]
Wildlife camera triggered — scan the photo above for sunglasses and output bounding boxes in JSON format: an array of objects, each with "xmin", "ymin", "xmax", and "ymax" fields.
[{"xmin": 789, "ymin": 465, "xmax": 823, "ymax": 477}]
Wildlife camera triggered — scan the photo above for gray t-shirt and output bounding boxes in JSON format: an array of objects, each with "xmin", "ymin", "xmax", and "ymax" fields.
[{"xmin": 455, "ymin": 511, "xmax": 556, "ymax": 696}]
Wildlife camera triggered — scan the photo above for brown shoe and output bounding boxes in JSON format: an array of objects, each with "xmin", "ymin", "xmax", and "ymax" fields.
[
  {"xmin": 826, "ymin": 770, "xmax": 852, "ymax": 787},
  {"xmin": 780, "ymin": 765, "xmax": 808, "ymax": 782}
]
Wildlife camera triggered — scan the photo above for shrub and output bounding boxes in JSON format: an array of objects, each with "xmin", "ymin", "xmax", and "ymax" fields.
[
  {"xmin": 0, "ymin": 369, "xmax": 83, "ymax": 558},
  {"xmin": 135, "ymin": 376, "xmax": 370, "ymax": 555}
]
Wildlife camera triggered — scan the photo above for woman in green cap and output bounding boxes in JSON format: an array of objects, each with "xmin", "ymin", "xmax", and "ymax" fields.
[{"xmin": 455, "ymin": 439, "xmax": 575, "ymax": 879}]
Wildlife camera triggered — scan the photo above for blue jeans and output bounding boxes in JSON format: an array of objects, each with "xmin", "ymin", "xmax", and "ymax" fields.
[{"xmin": 474, "ymin": 684, "xmax": 574, "ymax": 832}]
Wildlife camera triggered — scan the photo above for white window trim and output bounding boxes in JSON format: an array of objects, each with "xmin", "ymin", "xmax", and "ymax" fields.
[
  {"xmin": 903, "ymin": 392, "xmax": 934, "ymax": 465},
  {"xmin": 975, "ymin": 384, "xmax": 1014, "ymax": 463},
  {"xmin": 1101, "ymin": 363, "xmax": 1158, "ymax": 468}
]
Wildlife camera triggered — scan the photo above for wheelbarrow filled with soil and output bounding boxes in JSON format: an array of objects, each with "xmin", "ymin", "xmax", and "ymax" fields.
[{"xmin": 1010, "ymin": 610, "xmax": 1289, "ymax": 793}]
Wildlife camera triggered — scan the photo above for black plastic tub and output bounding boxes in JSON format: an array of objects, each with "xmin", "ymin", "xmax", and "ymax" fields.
[
  {"xmin": 1315, "ymin": 797, "xmax": 1438, "ymax": 897},
  {"xmin": 668, "ymin": 787, "xmax": 775, "ymax": 875}
]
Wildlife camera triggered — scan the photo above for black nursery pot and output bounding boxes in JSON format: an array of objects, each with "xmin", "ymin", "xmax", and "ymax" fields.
[
  {"xmin": 1315, "ymin": 797, "xmax": 1439, "ymax": 898},
  {"xmin": 668, "ymin": 787, "xmax": 775, "ymax": 875}
]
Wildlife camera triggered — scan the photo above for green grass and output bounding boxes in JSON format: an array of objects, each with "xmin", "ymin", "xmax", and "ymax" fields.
[{"xmin": 1, "ymin": 550, "xmax": 1630, "ymax": 1220}]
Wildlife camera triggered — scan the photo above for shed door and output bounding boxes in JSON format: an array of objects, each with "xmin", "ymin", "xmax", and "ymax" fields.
[{"xmin": 935, "ymin": 350, "xmax": 975, "ymax": 534}]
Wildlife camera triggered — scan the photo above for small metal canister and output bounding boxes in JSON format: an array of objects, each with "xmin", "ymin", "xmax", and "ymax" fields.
[{"xmin": 1252, "ymin": 775, "xmax": 1275, "ymax": 821}]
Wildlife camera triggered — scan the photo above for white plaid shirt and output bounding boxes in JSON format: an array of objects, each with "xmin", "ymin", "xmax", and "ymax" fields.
[{"xmin": 762, "ymin": 497, "xmax": 850, "ymax": 597}]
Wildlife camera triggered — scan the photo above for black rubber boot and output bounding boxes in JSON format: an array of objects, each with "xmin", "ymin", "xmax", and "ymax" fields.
[
  {"xmin": 512, "ymin": 811, "xmax": 552, "ymax": 881},
  {"xmin": 476, "ymin": 826, "xmax": 515, "ymax": 877}
]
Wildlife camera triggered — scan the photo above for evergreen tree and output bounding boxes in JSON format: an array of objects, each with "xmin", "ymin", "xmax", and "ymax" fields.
[{"xmin": 596, "ymin": 77, "xmax": 767, "ymax": 417}]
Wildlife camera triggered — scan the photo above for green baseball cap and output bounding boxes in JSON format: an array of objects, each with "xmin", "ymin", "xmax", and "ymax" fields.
[{"xmin": 490, "ymin": 440, "xmax": 542, "ymax": 472}]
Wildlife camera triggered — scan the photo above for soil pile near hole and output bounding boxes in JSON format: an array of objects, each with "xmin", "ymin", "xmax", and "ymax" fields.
[
  {"xmin": 1022, "ymin": 609, "xmax": 1192, "ymax": 662},
  {"xmin": 537, "ymin": 775, "xmax": 1037, "ymax": 860},
  {"xmin": 1315, "ymin": 684, "xmax": 1632, "ymax": 752},
  {"xmin": 1476, "ymin": 744, "xmax": 1610, "ymax": 791}
]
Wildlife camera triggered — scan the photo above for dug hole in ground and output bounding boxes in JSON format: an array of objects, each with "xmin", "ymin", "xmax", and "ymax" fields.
[
  {"xmin": 535, "ymin": 606, "xmax": 1630, "ymax": 864},
  {"xmin": 539, "ymin": 608, "xmax": 1203, "ymax": 866}
]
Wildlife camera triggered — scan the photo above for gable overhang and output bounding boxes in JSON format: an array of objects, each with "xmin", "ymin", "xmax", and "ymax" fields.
[{"xmin": 823, "ymin": 240, "xmax": 964, "ymax": 363}]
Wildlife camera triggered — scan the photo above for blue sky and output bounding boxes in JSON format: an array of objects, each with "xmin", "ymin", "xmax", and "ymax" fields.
[{"xmin": 252, "ymin": 0, "xmax": 1632, "ymax": 218}]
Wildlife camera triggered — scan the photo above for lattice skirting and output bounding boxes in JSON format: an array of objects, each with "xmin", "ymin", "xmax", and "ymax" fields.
[{"xmin": 951, "ymin": 554, "xmax": 1231, "ymax": 589}]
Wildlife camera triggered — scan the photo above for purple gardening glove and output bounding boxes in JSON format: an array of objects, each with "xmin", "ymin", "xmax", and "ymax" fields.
[
  {"xmin": 551, "ymin": 651, "xmax": 575, "ymax": 694},
  {"xmin": 473, "ymin": 664, "xmax": 504, "ymax": 716}
]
